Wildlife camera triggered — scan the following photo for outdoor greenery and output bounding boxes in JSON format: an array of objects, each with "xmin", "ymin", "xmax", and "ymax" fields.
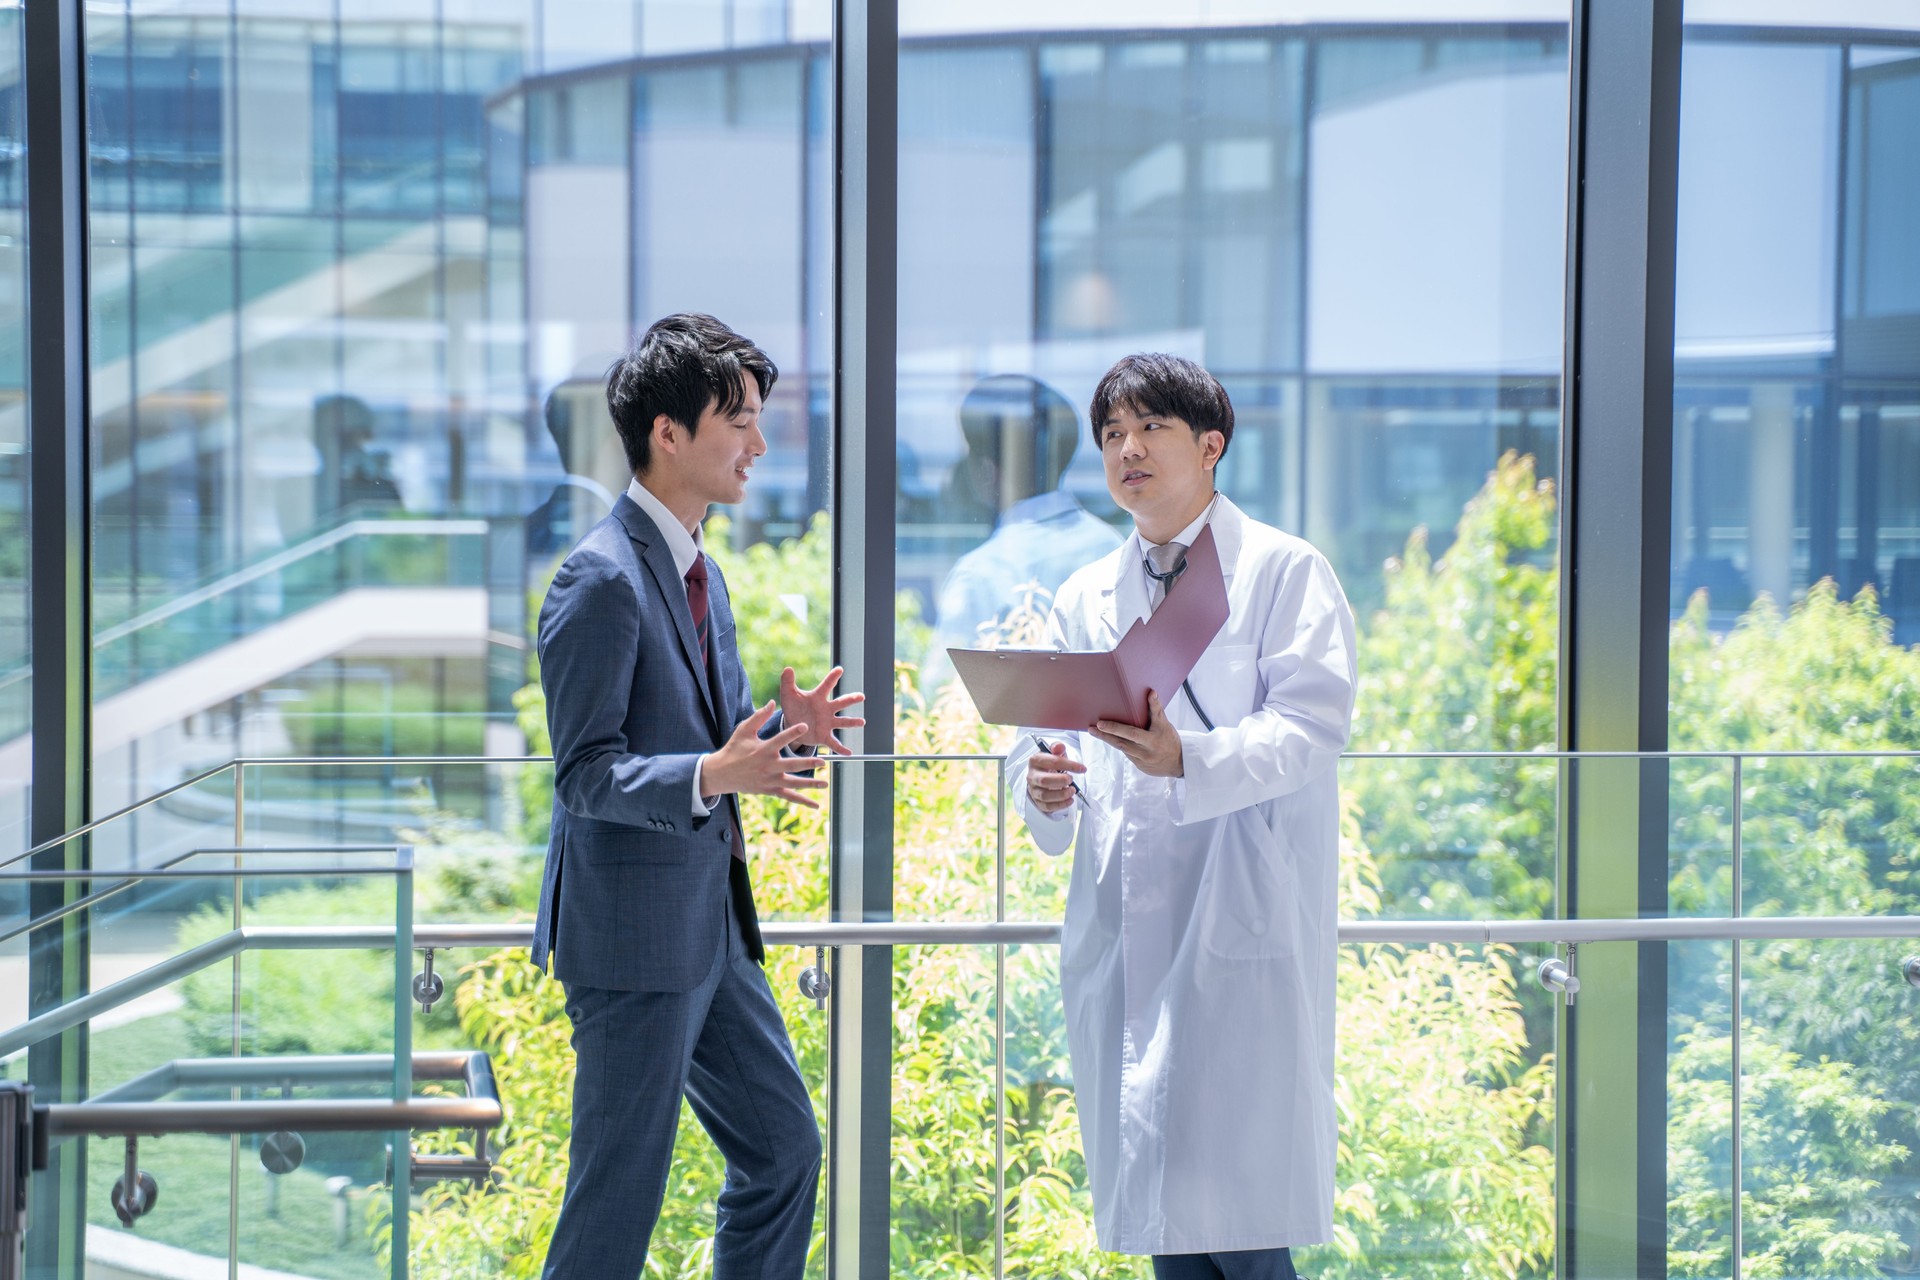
[
  {"xmin": 403, "ymin": 472, "xmax": 1563, "ymax": 1280},
  {"xmin": 138, "ymin": 452, "xmax": 1918, "ymax": 1278}
]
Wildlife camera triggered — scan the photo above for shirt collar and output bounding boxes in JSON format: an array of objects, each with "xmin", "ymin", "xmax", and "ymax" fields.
[
  {"xmin": 626, "ymin": 476, "xmax": 704, "ymax": 579},
  {"xmin": 1141, "ymin": 492, "xmax": 1218, "ymax": 555}
]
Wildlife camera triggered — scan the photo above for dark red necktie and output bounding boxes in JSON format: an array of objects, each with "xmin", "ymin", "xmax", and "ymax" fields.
[
  {"xmin": 685, "ymin": 556, "xmax": 709, "ymax": 661},
  {"xmin": 686, "ymin": 555, "xmax": 746, "ymax": 867}
]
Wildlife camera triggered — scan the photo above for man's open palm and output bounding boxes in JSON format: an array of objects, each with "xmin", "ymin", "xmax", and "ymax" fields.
[{"xmin": 779, "ymin": 665, "xmax": 866, "ymax": 754}]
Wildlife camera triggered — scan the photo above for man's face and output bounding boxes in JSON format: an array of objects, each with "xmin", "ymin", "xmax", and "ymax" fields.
[
  {"xmin": 661, "ymin": 373, "xmax": 767, "ymax": 509},
  {"xmin": 1099, "ymin": 402, "xmax": 1222, "ymax": 531}
]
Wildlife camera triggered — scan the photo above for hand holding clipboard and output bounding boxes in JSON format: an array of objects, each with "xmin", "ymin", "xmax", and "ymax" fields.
[{"xmin": 946, "ymin": 525, "xmax": 1230, "ymax": 731}]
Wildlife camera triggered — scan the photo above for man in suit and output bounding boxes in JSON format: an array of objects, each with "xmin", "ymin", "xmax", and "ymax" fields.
[{"xmin": 533, "ymin": 313, "xmax": 864, "ymax": 1279}]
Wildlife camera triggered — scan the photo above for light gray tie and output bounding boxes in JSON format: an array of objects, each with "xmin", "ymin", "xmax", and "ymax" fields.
[{"xmin": 1144, "ymin": 541, "xmax": 1188, "ymax": 612}]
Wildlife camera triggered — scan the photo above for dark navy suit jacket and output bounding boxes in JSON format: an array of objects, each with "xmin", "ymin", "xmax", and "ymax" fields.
[{"xmin": 532, "ymin": 494, "xmax": 769, "ymax": 992}]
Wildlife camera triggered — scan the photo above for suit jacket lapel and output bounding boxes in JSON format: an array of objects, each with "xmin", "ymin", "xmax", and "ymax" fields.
[{"xmin": 616, "ymin": 496, "xmax": 720, "ymax": 729}]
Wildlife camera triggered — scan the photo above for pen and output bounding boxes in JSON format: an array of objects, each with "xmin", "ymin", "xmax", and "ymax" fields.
[{"xmin": 1031, "ymin": 735, "xmax": 1088, "ymax": 809}]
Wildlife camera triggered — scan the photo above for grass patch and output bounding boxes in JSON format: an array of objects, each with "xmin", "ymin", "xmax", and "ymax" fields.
[{"xmin": 84, "ymin": 1129, "xmax": 393, "ymax": 1279}]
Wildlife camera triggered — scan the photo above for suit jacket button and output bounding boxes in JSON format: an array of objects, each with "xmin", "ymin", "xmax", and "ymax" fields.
[{"xmin": 717, "ymin": 827, "xmax": 728, "ymax": 843}]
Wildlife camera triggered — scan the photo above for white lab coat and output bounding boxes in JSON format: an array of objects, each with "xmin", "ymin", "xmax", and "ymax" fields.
[{"xmin": 1006, "ymin": 496, "xmax": 1356, "ymax": 1255}]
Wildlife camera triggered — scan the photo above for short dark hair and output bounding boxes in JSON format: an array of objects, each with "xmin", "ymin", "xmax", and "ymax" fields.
[
  {"xmin": 958, "ymin": 375, "xmax": 1082, "ymax": 498},
  {"xmin": 606, "ymin": 313, "xmax": 778, "ymax": 475},
  {"xmin": 1088, "ymin": 353, "xmax": 1233, "ymax": 461}
]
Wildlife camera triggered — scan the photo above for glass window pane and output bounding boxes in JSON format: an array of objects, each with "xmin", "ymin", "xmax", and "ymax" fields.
[
  {"xmin": 1671, "ymin": 13, "xmax": 1920, "ymax": 1275},
  {"xmin": 897, "ymin": 9, "xmax": 1568, "ymax": 1277}
]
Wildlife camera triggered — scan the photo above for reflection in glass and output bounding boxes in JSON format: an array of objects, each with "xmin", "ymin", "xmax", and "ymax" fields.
[
  {"xmin": 1672, "ymin": 35, "xmax": 1920, "ymax": 638},
  {"xmin": 81, "ymin": 3, "xmax": 831, "ymax": 831}
]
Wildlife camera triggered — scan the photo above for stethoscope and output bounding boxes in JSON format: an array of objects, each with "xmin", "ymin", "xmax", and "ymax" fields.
[{"xmin": 1139, "ymin": 495, "xmax": 1220, "ymax": 732}]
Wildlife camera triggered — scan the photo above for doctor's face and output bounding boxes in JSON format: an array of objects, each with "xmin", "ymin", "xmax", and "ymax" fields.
[{"xmin": 1099, "ymin": 403, "xmax": 1224, "ymax": 541}]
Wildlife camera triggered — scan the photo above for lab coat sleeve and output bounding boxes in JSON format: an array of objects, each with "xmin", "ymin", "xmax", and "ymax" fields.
[
  {"xmin": 1006, "ymin": 605, "xmax": 1081, "ymax": 856},
  {"xmin": 1167, "ymin": 547, "xmax": 1356, "ymax": 827}
]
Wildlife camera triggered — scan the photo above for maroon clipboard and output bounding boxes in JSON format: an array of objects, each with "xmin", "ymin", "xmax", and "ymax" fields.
[{"xmin": 947, "ymin": 524, "xmax": 1230, "ymax": 730}]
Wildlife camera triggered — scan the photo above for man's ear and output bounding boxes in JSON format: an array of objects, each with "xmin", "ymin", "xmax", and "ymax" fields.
[
  {"xmin": 1202, "ymin": 429, "xmax": 1225, "ymax": 469},
  {"xmin": 652, "ymin": 413, "xmax": 680, "ymax": 460}
]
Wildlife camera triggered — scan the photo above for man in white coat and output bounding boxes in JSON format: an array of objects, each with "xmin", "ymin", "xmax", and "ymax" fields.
[{"xmin": 1007, "ymin": 353, "xmax": 1357, "ymax": 1280}]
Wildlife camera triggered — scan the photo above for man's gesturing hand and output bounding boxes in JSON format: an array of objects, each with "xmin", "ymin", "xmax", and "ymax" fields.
[
  {"xmin": 1026, "ymin": 741, "xmax": 1087, "ymax": 815},
  {"xmin": 702, "ymin": 701, "xmax": 831, "ymax": 809},
  {"xmin": 778, "ymin": 665, "xmax": 866, "ymax": 755}
]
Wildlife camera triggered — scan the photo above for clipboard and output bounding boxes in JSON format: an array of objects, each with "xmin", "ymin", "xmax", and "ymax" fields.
[{"xmin": 947, "ymin": 523, "xmax": 1230, "ymax": 730}]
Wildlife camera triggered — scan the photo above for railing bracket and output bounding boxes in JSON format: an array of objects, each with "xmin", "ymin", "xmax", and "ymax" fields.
[
  {"xmin": 260, "ymin": 1130, "xmax": 305, "ymax": 1175},
  {"xmin": 413, "ymin": 948, "xmax": 445, "ymax": 1014},
  {"xmin": 110, "ymin": 1136, "xmax": 157, "ymax": 1227},
  {"xmin": 798, "ymin": 946, "xmax": 831, "ymax": 1011},
  {"xmin": 1538, "ymin": 943, "xmax": 1580, "ymax": 1006}
]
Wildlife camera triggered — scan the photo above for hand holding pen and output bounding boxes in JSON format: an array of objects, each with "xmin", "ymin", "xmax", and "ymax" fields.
[{"xmin": 1027, "ymin": 735, "xmax": 1088, "ymax": 815}]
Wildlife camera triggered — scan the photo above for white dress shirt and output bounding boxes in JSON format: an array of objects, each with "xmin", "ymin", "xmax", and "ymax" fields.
[{"xmin": 625, "ymin": 477, "xmax": 715, "ymax": 816}]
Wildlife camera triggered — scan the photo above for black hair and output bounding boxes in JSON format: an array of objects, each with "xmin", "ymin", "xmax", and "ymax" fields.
[
  {"xmin": 606, "ymin": 313, "xmax": 778, "ymax": 475},
  {"xmin": 1088, "ymin": 352, "xmax": 1233, "ymax": 461},
  {"xmin": 958, "ymin": 374, "xmax": 1081, "ymax": 498}
]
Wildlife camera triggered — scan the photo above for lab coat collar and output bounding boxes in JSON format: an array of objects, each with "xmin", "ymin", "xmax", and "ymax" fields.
[{"xmin": 1102, "ymin": 493, "xmax": 1245, "ymax": 643}]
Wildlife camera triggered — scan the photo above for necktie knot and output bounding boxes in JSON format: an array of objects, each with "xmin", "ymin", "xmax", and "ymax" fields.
[{"xmin": 1144, "ymin": 541, "xmax": 1188, "ymax": 610}]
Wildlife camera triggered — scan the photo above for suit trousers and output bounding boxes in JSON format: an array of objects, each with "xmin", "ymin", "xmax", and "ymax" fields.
[
  {"xmin": 1151, "ymin": 1248, "xmax": 1300, "ymax": 1280},
  {"xmin": 541, "ymin": 894, "xmax": 821, "ymax": 1279}
]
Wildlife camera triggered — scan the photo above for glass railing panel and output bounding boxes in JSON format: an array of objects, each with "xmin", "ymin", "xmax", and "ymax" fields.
[
  {"xmin": 2, "ymin": 847, "xmax": 413, "ymax": 1277},
  {"xmin": 1734, "ymin": 936, "xmax": 1917, "ymax": 1277},
  {"xmin": 240, "ymin": 758, "xmax": 517, "ymax": 860},
  {"xmin": 1669, "ymin": 756, "xmax": 1739, "ymax": 918},
  {"xmin": 1733, "ymin": 753, "xmax": 1920, "ymax": 917},
  {"xmin": 403, "ymin": 902, "xmax": 830, "ymax": 1280},
  {"xmin": 1668, "ymin": 938, "xmax": 1736, "ymax": 1279},
  {"xmin": 236, "ymin": 755, "xmax": 834, "ymax": 928},
  {"xmin": 1341, "ymin": 753, "xmax": 1563, "ymax": 921},
  {"xmin": 889, "ymin": 756, "xmax": 1004, "ymax": 926},
  {"xmin": 893, "ymin": 941, "xmax": 1000, "ymax": 1278},
  {"xmin": 1317, "ymin": 940, "xmax": 1557, "ymax": 1279},
  {"xmin": 883, "ymin": 937, "xmax": 1562, "ymax": 1280},
  {"xmin": 1, "ymin": 847, "xmax": 413, "ymax": 1094},
  {"xmin": 998, "ymin": 940, "xmax": 1102, "ymax": 1278}
]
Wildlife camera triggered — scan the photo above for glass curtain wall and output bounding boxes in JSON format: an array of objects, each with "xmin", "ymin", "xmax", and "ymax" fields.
[
  {"xmin": 81, "ymin": 0, "xmax": 832, "ymax": 862},
  {"xmin": 0, "ymin": 0, "xmax": 24, "ymax": 860},
  {"xmin": 1668, "ymin": 13, "xmax": 1920, "ymax": 1276},
  {"xmin": 894, "ymin": 7, "xmax": 1569, "ymax": 1276},
  {"xmin": 83, "ymin": 0, "xmax": 528, "ymax": 849}
]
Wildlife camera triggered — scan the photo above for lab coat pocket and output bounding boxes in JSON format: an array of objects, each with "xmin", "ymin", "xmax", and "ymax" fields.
[{"xmin": 1203, "ymin": 808, "xmax": 1298, "ymax": 962}]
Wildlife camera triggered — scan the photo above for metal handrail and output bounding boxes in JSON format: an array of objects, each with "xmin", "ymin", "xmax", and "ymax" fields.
[
  {"xmin": 0, "ymin": 759, "xmax": 237, "ymax": 870},
  {"xmin": 43, "ymin": 1095, "xmax": 495, "ymax": 1141},
  {"xmin": 0, "ymin": 921, "xmax": 411, "ymax": 1060},
  {"xmin": 48, "ymin": 1050, "xmax": 500, "ymax": 1140},
  {"xmin": 91, "ymin": 1049, "xmax": 492, "ymax": 1105},
  {"xmin": 14, "ymin": 912, "xmax": 1920, "ymax": 1064},
  {"xmin": 10, "ymin": 746, "xmax": 1915, "ymax": 872},
  {"xmin": 0, "ymin": 845, "xmax": 402, "ymax": 946},
  {"xmin": 408, "ymin": 916, "xmax": 1920, "ymax": 950}
]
